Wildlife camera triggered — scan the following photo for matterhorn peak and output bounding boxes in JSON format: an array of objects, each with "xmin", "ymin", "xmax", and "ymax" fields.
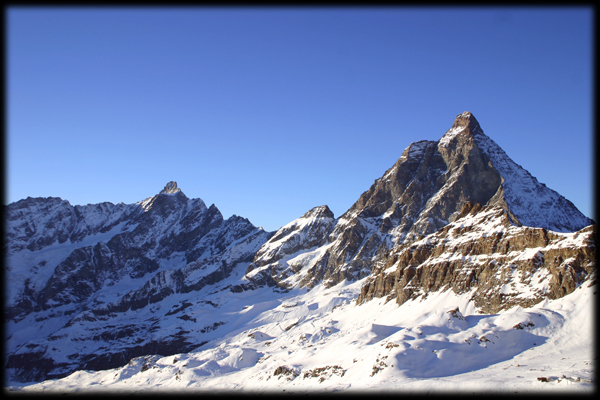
[
  {"xmin": 159, "ymin": 181, "xmax": 181, "ymax": 195},
  {"xmin": 450, "ymin": 111, "xmax": 481, "ymax": 131},
  {"xmin": 439, "ymin": 111, "xmax": 485, "ymax": 147}
]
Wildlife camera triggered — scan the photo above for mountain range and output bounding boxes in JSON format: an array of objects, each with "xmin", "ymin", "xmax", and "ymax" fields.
[{"xmin": 4, "ymin": 112, "xmax": 595, "ymax": 392}]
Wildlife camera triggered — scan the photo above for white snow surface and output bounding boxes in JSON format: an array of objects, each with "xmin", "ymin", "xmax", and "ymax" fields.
[
  {"xmin": 472, "ymin": 132, "xmax": 590, "ymax": 232},
  {"xmin": 7, "ymin": 272, "xmax": 595, "ymax": 394}
]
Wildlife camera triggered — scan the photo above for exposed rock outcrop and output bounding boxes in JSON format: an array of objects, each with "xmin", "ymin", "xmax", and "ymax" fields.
[
  {"xmin": 357, "ymin": 204, "xmax": 595, "ymax": 313},
  {"xmin": 5, "ymin": 112, "xmax": 594, "ymax": 385}
]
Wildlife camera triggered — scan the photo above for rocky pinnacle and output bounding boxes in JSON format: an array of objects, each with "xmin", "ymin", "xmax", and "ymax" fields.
[
  {"xmin": 450, "ymin": 111, "xmax": 482, "ymax": 133},
  {"xmin": 160, "ymin": 181, "xmax": 181, "ymax": 195}
]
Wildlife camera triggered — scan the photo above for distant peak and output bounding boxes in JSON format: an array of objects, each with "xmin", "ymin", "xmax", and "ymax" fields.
[
  {"xmin": 450, "ymin": 111, "xmax": 482, "ymax": 133},
  {"xmin": 159, "ymin": 181, "xmax": 181, "ymax": 195},
  {"xmin": 301, "ymin": 205, "xmax": 335, "ymax": 219}
]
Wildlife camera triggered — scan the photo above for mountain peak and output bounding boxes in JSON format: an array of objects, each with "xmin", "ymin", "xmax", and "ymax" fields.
[
  {"xmin": 438, "ymin": 111, "xmax": 593, "ymax": 232},
  {"xmin": 439, "ymin": 111, "xmax": 484, "ymax": 147},
  {"xmin": 301, "ymin": 205, "xmax": 335, "ymax": 219},
  {"xmin": 159, "ymin": 181, "xmax": 181, "ymax": 195},
  {"xmin": 450, "ymin": 111, "xmax": 482, "ymax": 133}
]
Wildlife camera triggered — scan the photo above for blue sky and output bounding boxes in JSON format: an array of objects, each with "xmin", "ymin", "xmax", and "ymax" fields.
[{"xmin": 7, "ymin": 7, "xmax": 594, "ymax": 231}]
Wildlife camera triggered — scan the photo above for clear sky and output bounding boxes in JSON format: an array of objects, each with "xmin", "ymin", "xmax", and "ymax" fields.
[{"xmin": 6, "ymin": 6, "xmax": 594, "ymax": 232}]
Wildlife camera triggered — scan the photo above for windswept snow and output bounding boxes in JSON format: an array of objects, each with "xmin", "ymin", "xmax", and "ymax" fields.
[{"xmin": 7, "ymin": 274, "xmax": 595, "ymax": 394}]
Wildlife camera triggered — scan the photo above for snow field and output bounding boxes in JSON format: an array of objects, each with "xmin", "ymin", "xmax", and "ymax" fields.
[{"xmin": 9, "ymin": 273, "xmax": 595, "ymax": 393}]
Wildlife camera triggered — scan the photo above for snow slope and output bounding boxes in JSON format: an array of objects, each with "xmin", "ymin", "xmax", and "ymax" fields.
[
  {"xmin": 4, "ymin": 183, "xmax": 273, "ymax": 383},
  {"xmin": 7, "ymin": 267, "xmax": 594, "ymax": 393}
]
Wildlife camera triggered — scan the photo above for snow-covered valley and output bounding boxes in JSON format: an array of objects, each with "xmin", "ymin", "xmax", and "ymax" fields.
[{"xmin": 7, "ymin": 266, "xmax": 595, "ymax": 393}]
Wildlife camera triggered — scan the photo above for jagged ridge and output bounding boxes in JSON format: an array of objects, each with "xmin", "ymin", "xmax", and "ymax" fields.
[{"xmin": 4, "ymin": 182, "xmax": 272, "ymax": 382}]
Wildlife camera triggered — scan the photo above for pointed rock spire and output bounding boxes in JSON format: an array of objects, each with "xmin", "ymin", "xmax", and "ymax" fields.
[
  {"xmin": 160, "ymin": 181, "xmax": 181, "ymax": 195},
  {"xmin": 450, "ymin": 111, "xmax": 481, "ymax": 131},
  {"xmin": 439, "ymin": 111, "xmax": 485, "ymax": 147},
  {"xmin": 301, "ymin": 205, "xmax": 335, "ymax": 219}
]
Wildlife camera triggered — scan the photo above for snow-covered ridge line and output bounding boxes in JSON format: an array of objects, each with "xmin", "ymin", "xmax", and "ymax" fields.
[
  {"xmin": 4, "ymin": 181, "xmax": 274, "ymax": 383},
  {"xmin": 244, "ymin": 111, "xmax": 593, "ymax": 296},
  {"xmin": 473, "ymin": 131, "xmax": 591, "ymax": 232}
]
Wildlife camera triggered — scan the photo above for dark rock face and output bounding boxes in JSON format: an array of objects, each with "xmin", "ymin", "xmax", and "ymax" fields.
[
  {"xmin": 5, "ymin": 197, "xmax": 142, "ymax": 253},
  {"xmin": 454, "ymin": 112, "xmax": 594, "ymax": 232},
  {"xmin": 4, "ymin": 182, "xmax": 272, "ymax": 383},
  {"xmin": 316, "ymin": 131, "xmax": 505, "ymax": 287},
  {"xmin": 160, "ymin": 181, "xmax": 181, "ymax": 194}
]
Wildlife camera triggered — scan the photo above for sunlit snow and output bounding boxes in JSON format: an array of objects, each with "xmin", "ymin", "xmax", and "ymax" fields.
[{"xmin": 7, "ymin": 271, "xmax": 594, "ymax": 393}]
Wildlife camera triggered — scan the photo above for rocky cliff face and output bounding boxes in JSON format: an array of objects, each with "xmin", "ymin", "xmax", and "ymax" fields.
[
  {"xmin": 447, "ymin": 112, "xmax": 592, "ymax": 232},
  {"xmin": 356, "ymin": 203, "xmax": 595, "ymax": 313},
  {"xmin": 4, "ymin": 182, "xmax": 272, "ymax": 382},
  {"xmin": 352, "ymin": 113, "xmax": 595, "ymax": 313},
  {"xmin": 244, "ymin": 112, "xmax": 594, "ymax": 292}
]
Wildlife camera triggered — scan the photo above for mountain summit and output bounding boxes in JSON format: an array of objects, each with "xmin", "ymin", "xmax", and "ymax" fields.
[
  {"xmin": 442, "ymin": 112, "xmax": 592, "ymax": 232},
  {"xmin": 448, "ymin": 110, "xmax": 482, "ymax": 132},
  {"xmin": 245, "ymin": 111, "xmax": 594, "ymax": 291},
  {"xmin": 5, "ymin": 184, "xmax": 272, "ymax": 382},
  {"xmin": 159, "ymin": 181, "xmax": 181, "ymax": 195}
]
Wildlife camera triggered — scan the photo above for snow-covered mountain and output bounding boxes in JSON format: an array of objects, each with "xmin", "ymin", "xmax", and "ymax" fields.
[
  {"xmin": 5, "ymin": 182, "xmax": 272, "ymax": 382},
  {"xmin": 244, "ymin": 111, "xmax": 593, "ymax": 293},
  {"xmin": 5, "ymin": 112, "xmax": 595, "ymax": 392}
]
